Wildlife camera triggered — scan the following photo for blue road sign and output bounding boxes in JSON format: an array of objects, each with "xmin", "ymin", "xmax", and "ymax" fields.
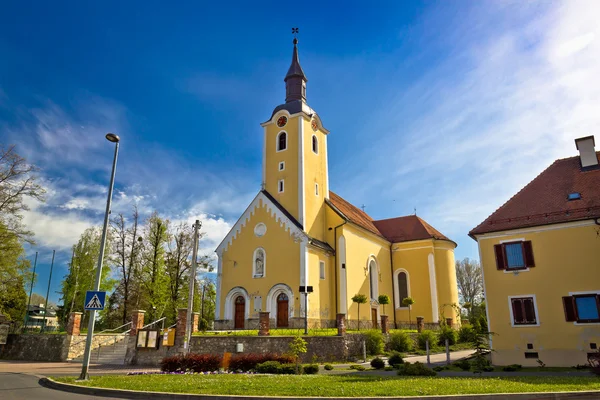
[{"xmin": 84, "ymin": 291, "xmax": 106, "ymax": 310}]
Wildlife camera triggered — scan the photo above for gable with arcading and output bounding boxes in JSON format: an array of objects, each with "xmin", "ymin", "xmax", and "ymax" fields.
[{"xmin": 215, "ymin": 190, "xmax": 307, "ymax": 255}]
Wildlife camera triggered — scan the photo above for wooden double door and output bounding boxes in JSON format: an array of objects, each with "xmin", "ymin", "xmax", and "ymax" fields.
[
  {"xmin": 276, "ymin": 293, "xmax": 289, "ymax": 327},
  {"xmin": 234, "ymin": 296, "xmax": 245, "ymax": 329}
]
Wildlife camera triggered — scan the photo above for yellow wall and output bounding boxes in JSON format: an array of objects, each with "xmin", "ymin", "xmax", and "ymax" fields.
[
  {"xmin": 219, "ymin": 198, "xmax": 301, "ymax": 319},
  {"xmin": 434, "ymin": 243, "xmax": 460, "ymax": 323},
  {"xmin": 476, "ymin": 222, "xmax": 600, "ymax": 366},
  {"xmin": 307, "ymin": 248, "xmax": 335, "ymax": 320},
  {"xmin": 302, "ymin": 116, "xmax": 328, "ymax": 241},
  {"xmin": 264, "ymin": 112, "xmax": 299, "ymax": 222}
]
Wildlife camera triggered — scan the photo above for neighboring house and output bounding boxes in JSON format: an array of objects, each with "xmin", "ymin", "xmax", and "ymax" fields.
[
  {"xmin": 25, "ymin": 304, "xmax": 59, "ymax": 330},
  {"xmin": 214, "ymin": 39, "xmax": 460, "ymax": 330},
  {"xmin": 470, "ymin": 136, "xmax": 600, "ymax": 367}
]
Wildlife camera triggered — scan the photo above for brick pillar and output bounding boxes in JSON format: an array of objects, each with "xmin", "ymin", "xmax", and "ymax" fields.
[
  {"xmin": 380, "ymin": 315, "xmax": 389, "ymax": 334},
  {"xmin": 130, "ymin": 310, "xmax": 146, "ymax": 336},
  {"xmin": 416, "ymin": 316, "xmax": 424, "ymax": 333},
  {"xmin": 66, "ymin": 312, "xmax": 82, "ymax": 336},
  {"xmin": 446, "ymin": 318, "xmax": 453, "ymax": 328},
  {"xmin": 258, "ymin": 312, "xmax": 270, "ymax": 336},
  {"xmin": 192, "ymin": 312, "xmax": 200, "ymax": 333},
  {"xmin": 176, "ymin": 308, "xmax": 188, "ymax": 338},
  {"xmin": 336, "ymin": 313, "xmax": 346, "ymax": 336}
]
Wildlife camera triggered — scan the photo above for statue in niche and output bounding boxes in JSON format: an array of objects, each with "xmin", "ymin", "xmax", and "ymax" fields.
[{"xmin": 255, "ymin": 249, "xmax": 265, "ymax": 277}]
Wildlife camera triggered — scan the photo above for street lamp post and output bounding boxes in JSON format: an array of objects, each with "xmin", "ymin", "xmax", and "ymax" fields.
[{"xmin": 78, "ymin": 133, "xmax": 120, "ymax": 381}]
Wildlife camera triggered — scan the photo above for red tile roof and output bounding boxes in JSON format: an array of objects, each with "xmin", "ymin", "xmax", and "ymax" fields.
[
  {"xmin": 469, "ymin": 152, "xmax": 600, "ymax": 237},
  {"xmin": 328, "ymin": 191, "xmax": 453, "ymax": 244}
]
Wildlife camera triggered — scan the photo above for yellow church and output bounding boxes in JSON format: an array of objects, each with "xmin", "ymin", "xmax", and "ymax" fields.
[{"xmin": 215, "ymin": 38, "xmax": 460, "ymax": 330}]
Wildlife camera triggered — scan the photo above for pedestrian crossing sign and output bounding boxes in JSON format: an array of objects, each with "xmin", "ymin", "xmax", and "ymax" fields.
[{"xmin": 84, "ymin": 291, "xmax": 106, "ymax": 310}]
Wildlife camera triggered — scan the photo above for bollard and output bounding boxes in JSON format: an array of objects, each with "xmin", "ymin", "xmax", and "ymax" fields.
[
  {"xmin": 446, "ymin": 339, "xmax": 450, "ymax": 365},
  {"xmin": 426, "ymin": 340, "xmax": 430, "ymax": 366},
  {"xmin": 362, "ymin": 341, "xmax": 367, "ymax": 363}
]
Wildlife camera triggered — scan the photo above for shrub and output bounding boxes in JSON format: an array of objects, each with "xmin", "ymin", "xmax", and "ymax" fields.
[
  {"xmin": 437, "ymin": 325, "xmax": 457, "ymax": 346},
  {"xmin": 198, "ymin": 318, "xmax": 209, "ymax": 332},
  {"xmin": 256, "ymin": 361, "xmax": 282, "ymax": 374},
  {"xmin": 482, "ymin": 366, "xmax": 494, "ymax": 372},
  {"xmin": 454, "ymin": 359, "xmax": 471, "ymax": 371},
  {"xmin": 384, "ymin": 366, "xmax": 395, "ymax": 371},
  {"xmin": 502, "ymin": 364, "xmax": 522, "ymax": 372},
  {"xmin": 324, "ymin": 364, "xmax": 334, "ymax": 371},
  {"xmin": 389, "ymin": 331, "xmax": 413, "ymax": 352},
  {"xmin": 228, "ymin": 353, "xmax": 294, "ymax": 372},
  {"xmin": 349, "ymin": 364, "xmax": 366, "ymax": 371},
  {"xmin": 433, "ymin": 366, "xmax": 445, "ymax": 372},
  {"xmin": 279, "ymin": 364, "xmax": 297, "ymax": 375},
  {"xmin": 370, "ymin": 357, "xmax": 385, "ymax": 369},
  {"xmin": 160, "ymin": 353, "xmax": 222, "ymax": 373},
  {"xmin": 458, "ymin": 324, "xmax": 478, "ymax": 343},
  {"xmin": 303, "ymin": 364, "xmax": 319, "ymax": 374},
  {"xmin": 388, "ymin": 352, "xmax": 404, "ymax": 367},
  {"xmin": 397, "ymin": 361, "xmax": 437, "ymax": 376},
  {"xmin": 362, "ymin": 330, "xmax": 384, "ymax": 355},
  {"xmin": 417, "ymin": 330, "xmax": 437, "ymax": 350}
]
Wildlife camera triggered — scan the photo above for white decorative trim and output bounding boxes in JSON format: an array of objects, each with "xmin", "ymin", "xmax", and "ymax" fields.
[
  {"xmin": 319, "ymin": 260, "xmax": 325, "ymax": 280},
  {"xmin": 499, "ymin": 238, "xmax": 525, "ymax": 243},
  {"xmin": 276, "ymin": 131, "xmax": 288, "ymax": 152},
  {"xmin": 215, "ymin": 192, "xmax": 307, "ymax": 254},
  {"xmin": 279, "ymin": 161, "xmax": 285, "ymax": 171},
  {"xmin": 567, "ymin": 290, "xmax": 600, "ymax": 326},
  {"xmin": 298, "ymin": 117, "xmax": 305, "ymax": 226},
  {"xmin": 508, "ymin": 294, "xmax": 540, "ymax": 327},
  {"xmin": 262, "ymin": 126, "xmax": 267, "ymax": 189},
  {"xmin": 278, "ymin": 179, "xmax": 284, "ymax": 193},
  {"xmin": 393, "ymin": 245, "xmax": 434, "ymax": 252},
  {"xmin": 428, "ymin": 253, "xmax": 439, "ymax": 323},
  {"xmin": 476, "ymin": 240, "xmax": 493, "ymax": 349},
  {"xmin": 324, "ymin": 134, "xmax": 329, "ymax": 199},
  {"xmin": 393, "ymin": 268, "xmax": 411, "ymax": 309},
  {"xmin": 475, "ymin": 219, "xmax": 597, "ymax": 240},
  {"xmin": 498, "ymin": 238, "xmax": 530, "ymax": 273},
  {"xmin": 367, "ymin": 256, "xmax": 379, "ymax": 301},
  {"xmin": 266, "ymin": 283, "xmax": 294, "ymax": 321},
  {"xmin": 299, "ymin": 240, "xmax": 309, "ymax": 317},
  {"xmin": 252, "ymin": 247, "xmax": 266, "ymax": 278},
  {"xmin": 338, "ymin": 235, "xmax": 347, "ymax": 314},
  {"xmin": 254, "ymin": 223, "xmax": 267, "ymax": 237},
  {"xmin": 215, "ymin": 255, "xmax": 223, "ymax": 319},
  {"xmin": 224, "ymin": 287, "xmax": 250, "ymax": 320}
]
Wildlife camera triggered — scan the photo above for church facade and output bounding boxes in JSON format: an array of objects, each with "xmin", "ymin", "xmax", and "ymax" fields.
[{"xmin": 214, "ymin": 39, "xmax": 459, "ymax": 330}]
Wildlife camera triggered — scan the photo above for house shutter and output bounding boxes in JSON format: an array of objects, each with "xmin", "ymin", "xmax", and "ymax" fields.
[
  {"xmin": 494, "ymin": 244, "xmax": 507, "ymax": 270},
  {"xmin": 512, "ymin": 298, "xmax": 524, "ymax": 324},
  {"xmin": 523, "ymin": 298, "xmax": 536, "ymax": 323},
  {"xmin": 523, "ymin": 241, "xmax": 535, "ymax": 268},
  {"xmin": 562, "ymin": 296, "xmax": 577, "ymax": 322}
]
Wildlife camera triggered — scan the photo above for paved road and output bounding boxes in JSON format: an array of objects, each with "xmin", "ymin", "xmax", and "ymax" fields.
[{"xmin": 0, "ymin": 372, "xmax": 120, "ymax": 400}]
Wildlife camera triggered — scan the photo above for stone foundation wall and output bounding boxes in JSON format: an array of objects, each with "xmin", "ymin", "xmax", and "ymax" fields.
[
  {"xmin": 128, "ymin": 334, "xmax": 369, "ymax": 366},
  {"xmin": 213, "ymin": 318, "xmax": 337, "ymax": 331},
  {"xmin": 0, "ymin": 334, "xmax": 71, "ymax": 361},
  {"xmin": 67, "ymin": 334, "xmax": 127, "ymax": 360}
]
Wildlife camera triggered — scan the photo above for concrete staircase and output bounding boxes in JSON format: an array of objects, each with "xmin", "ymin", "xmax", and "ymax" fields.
[{"xmin": 72, "ymin": 336, "xmax": 129, "ymax": 365}]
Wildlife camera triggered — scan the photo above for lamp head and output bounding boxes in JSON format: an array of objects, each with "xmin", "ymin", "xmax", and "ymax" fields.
[{"xmin": 106, "ymin": 133, "xmax": 120, "ymax": 143}]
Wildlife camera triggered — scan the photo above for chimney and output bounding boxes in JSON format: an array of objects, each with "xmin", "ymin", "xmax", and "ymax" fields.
[{"xmin": 575, "ymin": 136, "xmax": 598, "ymax": 168}]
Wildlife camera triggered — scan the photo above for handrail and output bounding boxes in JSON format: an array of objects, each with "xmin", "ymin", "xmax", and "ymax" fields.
[
  {"xmin": 141, "ymin": 317, "xmax": 166, "ymax": 330},
  {"xmin": 168, "ymin": 323, "xmax": 177, "ymax": 329},
  {"xmin": 98, "ymin": 321, "xmax": 132, "ymax": 334}
]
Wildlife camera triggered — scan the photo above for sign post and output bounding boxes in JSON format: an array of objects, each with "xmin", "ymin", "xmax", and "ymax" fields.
[{"xmin": 299, "ymin": 285, "xmax": 313, "ymax": 335}]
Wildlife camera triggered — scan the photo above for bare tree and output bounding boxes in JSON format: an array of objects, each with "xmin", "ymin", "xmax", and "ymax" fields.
[
  {"xmin": 165, "ymin": 221, "xmax": 194, "ymax": 323},
  {"xmin": 455, "ymin": 258, "xmax": 484, "ymax": 315}
]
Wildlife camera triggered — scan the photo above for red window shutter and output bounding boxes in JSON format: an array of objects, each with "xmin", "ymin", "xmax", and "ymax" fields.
[
  {"xmin": 512, "ymin": 298, "xmax": 524, "ymax": 324},
  {"xmin": 494, "ymin": 244, "xmax": 507, "ymax": 270},
  {"xmin": 523, "ymin": 298, "xmax": 536, "ymax": 323},
  {"xmin": 523, "ymin": 241, "xmax": 535, "ymax": 268},
  {"xmin": 562, "ymin": 296, "xmax": 577, "ymax": 322}
]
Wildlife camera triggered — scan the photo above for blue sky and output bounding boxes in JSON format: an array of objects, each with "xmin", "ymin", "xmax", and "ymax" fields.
[{"xmin": 1, "ymin": 1, "xmax": 599, "ymax": 304}]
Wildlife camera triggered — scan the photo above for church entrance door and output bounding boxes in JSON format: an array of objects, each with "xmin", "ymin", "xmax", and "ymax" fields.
[
  {"xmin": 371, "ymin": 308, "xmax": 378, "ymax": 329},
  {"xmin": 234, "ymin": 296, "xmax": 245, "ymax": 329},
  {"xmin": 276, "ymin": 293, "xmax": 289, "ymax": 327}
]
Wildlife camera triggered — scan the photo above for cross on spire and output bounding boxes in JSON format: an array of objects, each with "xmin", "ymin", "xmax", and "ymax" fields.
[
  {"xmin": 292, "ymin": 27, "xmax": 299, "ymax": 38},
  {"xmin": 361, "ymin": 204, "xmax": 366, "ymax": 212}
]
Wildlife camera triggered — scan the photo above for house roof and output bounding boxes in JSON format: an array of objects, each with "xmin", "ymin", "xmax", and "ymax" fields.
[
  {"xmin": 328, "ymin": 191, "xmax": 453, "ymax": 245},
  {"xmin": 469, "ymin": 152, "xmax": 600, "ymax": 237}
]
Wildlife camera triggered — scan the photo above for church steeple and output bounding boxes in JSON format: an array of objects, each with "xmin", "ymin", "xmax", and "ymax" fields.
[{"xmin": 284, "ymin": 38, "xmax": 307, "ymax": 103}]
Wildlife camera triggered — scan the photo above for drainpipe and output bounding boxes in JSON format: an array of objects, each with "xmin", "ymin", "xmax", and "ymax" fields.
[
  {"xmin": 331, "ymin": 220, "xmax": 347, "ymax": 316},
  {"xmin": 389, "ymin": 243, "xmax": 397, "ymax": 329}
]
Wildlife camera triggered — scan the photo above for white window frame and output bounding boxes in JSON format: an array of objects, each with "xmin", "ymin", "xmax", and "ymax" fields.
[
  {"xmin": 276, "ymin": 131, "xmax": 288, "ymax": 152},
  {"xmin": 508, "ymin": 294, "xmax": 540, "ymax": 327},
  {"xmin": 568, "ymin": 290, "xmax": 600, "ymax": 326},
  {"xmin": 252, "ymin": 247, "xmax": 266, "ymax": 278},
  {"xmin": 312, "ymin": 134, "xmax": 318, "ymax": 154},
  {"xmin": 368, "ymin": 257, "xmax": 379, "ymax": 301},
  {"xmin": 279, "ymin": 161, "xmax": 285, "ymax": 171},
  {"xmin": 500, "ymin": 238, "xmax": 530, "ymax": 274},
  {"xmin": 394, "ymin": 268, "xmax": 411, "ymax": 309},
  {"xmin": 319, "ymin": 261, "xmax": 325, "ymax": 280},
  {"xmin": 278, "ymin": 179, "xmax": 284, "ymax": 193}
]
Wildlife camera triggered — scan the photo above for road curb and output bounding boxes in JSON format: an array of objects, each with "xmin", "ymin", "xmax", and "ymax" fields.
[{"xmin": 40, "ymin": 377, "xmax": 600, "ymax": 400}]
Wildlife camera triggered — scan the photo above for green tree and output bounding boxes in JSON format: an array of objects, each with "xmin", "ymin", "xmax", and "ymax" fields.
[
  {"xmin": 377, "ymin": 294, "xmax": 390, "ymax": 316},
  {"xmin": 351, "ymin": 293, "xmax": 368, "ymax": 330},
  {"xmin": 0, "ymin": 222, "xmax": 30, "ymax": 321},
  {"xmin": 139, "ymin": 212, "xmax": 169, "ymax": 322},
  {"xmin": 402, "ymin": 296, "xmax": 415, "ymax": 326},
  {"xmin": 288, "ymin": 336, "xmax": 307, "ymax": 374}
]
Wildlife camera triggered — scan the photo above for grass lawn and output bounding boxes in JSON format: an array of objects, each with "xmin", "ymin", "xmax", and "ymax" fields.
[
  {"xmin": 403, "ymin": 341, "xmax": 475, "ymax": 356},
  {"xmin": 55, "ymin": 375, "xmax": 600, "ymax": 397}
]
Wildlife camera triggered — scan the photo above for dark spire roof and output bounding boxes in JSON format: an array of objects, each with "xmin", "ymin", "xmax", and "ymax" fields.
[{"xmin": 284, "ymin": 38, "xmax": 307, "ymax": 103}]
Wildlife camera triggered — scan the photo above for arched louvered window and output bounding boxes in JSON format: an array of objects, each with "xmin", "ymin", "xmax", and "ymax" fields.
[
  {"xmin": 312, "ymin": 135, "xmax": 318, "ymax": 154},
  {"xmin": 398, "ymin": 272, "xmax": 408, "ymax": 304},
  {"xmin": 277, "ymin": 132, "xmax": 287, "ymax": 151}
]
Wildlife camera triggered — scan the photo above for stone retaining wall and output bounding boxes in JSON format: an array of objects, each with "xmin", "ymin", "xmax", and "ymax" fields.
[
  {"xmin": 0, "ymin": 334, "xmax": 71, "ymax": 361},
  {"xmin": 67, "ymin": 334, "xmax": 127, "ymax": 360}
]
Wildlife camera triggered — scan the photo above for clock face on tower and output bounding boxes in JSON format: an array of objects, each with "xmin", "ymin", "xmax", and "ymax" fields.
[
  {"xmin": 311, "ymin": 119, "xmax": 318, "ymax": 131},
  {"xmin": 277, "ymin": 116, "xmax": 288, "ymax": 128}
]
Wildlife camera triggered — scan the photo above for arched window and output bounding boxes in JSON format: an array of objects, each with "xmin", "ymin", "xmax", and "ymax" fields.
[
  {"xmin": 398, "ymin": 272, "xmax": 408, "ymax": 305},
  {"xmin": 253, "ymin": 248, "xmax": 265, "ymax": 278},
  {"xmin": 312, "ymin": 135, "xmax": 318, "ymax": 154},
  {"xmin": 277, "ymin": 132, "xmax": 287, "ymax": 151},
  {"xmin": 369, "ymin": 259, "xmax": 378, "ymax": 300}
]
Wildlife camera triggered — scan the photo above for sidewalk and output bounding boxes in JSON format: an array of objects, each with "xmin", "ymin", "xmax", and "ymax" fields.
[{"xmin": 334, "ymin": 349, "xmax": 476, "ymax": 368}]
